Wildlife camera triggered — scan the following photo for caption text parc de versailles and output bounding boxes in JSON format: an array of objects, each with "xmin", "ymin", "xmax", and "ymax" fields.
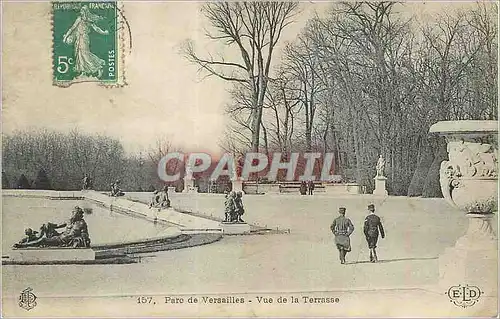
[
  {"xmin": 157, "ymin": 152, "xmax": 340, "ymax": 182},
  {"xmin": 163, "ymin": 295, "xmax": 340, "ymax": 304}
]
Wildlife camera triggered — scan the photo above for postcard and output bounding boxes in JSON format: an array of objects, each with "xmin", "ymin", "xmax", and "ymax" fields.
[{"xmin": 2, "ymin": 1, "xmax": 498, "ymax": 317}]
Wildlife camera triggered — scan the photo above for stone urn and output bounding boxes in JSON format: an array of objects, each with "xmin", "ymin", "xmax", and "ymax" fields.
[
  {"xmin": 429, "ymin": 120, "xmax": 498, "ymax": 300},
  {"xmin": 432, "ymin": 121, "xmax": 498, "ymax": 213}
]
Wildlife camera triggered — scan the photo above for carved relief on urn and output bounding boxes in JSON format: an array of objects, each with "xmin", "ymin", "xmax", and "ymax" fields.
[{"xmin": 430, "ymin": 121, "xmax": 498, "ymax": 214}]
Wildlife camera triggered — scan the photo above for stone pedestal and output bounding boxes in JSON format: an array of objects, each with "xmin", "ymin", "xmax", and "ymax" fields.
[
  {"xmin": 167, "ymin": 186, "xmax": 176, "ymax": 194},
  {"xmin": 9, "ymin": 248, "xmax": 95, "ymax": 262},
  {"xmin": 232, "ymin": 180, "xmax": 243, "ymax": 193},
  {"xmin": 183, "ymin": 179, "xmax": 198, "ymax": 193},
  {"xmin": 373, "ymin": 176, "xmax": 388, "ymax": 196},
  {"xmin": 439, "ymin": 213, "xmax": 498, "ymax": 297},
  {"xmin": 429, "ymin": 120, "xmax": 498, "ymax": 305},
  {"xmin": 220, "ymin": 222, "xmax": 251, "ymax": 235}
]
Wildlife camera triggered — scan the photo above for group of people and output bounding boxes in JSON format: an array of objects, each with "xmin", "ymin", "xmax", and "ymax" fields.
[
  {"xmin": 149, "ymin": 186, "xmax": 171, "ymax": 210},
  {"xmin": 330, "ymin": 204, "xmax": 385, "ymax": 264},
  {"xmin": 299, "ymin": 180, "xmax": 315, "ymax": 195},
  {"xmin": 224, "ymin": 191, "xmax": 245, "ymax": 223},
  {"xmin": 110, "ymin": 180, "xmax": 124, "ymax": 197},
  {"xmin": 14, "ymin": 206, "xmax": 91, "ymax": 248}
]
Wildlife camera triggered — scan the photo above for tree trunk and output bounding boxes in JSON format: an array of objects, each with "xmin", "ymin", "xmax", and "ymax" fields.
[
  {"xmin": 422, "ymin": 136, "xmax": 447, "ymax": 198},
  {"xmin": 407, "ymin": 136, "xmax": 434, "ymax": 196}
]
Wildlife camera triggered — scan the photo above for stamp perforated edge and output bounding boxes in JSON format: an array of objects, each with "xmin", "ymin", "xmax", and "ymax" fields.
[{"xmin": 50, "ymin": 1, "xmax": 128, "ymax": 88}]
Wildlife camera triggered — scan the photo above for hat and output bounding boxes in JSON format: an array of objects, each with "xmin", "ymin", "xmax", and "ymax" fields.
[
  {"xmin": 339, "ymin": 207, "xmax": 346, "ymax": 213},
  {"xmin": 368, "ymin": 204, "xmax": 375, "ymax": 210}
]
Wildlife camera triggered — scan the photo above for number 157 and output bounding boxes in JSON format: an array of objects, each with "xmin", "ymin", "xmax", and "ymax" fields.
[{"xmin": 137, "ymin": 296, "xmax": 153, "ymax": 304}]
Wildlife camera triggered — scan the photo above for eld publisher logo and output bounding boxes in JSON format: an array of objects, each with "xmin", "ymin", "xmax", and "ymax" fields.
[
  {"xmin": 18, "ymin": 287, "xmax": 37, "ymax": 311},
  {"xmin": 446, "ymin": 285, "xmax": 483, "ymax": 308}
]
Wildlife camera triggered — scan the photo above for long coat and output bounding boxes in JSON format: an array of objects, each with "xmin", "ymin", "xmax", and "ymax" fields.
[{"xmin": 330, "ymin": 216, "xmax": 355, "ymax": 252}]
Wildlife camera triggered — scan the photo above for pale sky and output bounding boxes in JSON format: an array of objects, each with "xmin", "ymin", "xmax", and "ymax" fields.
[{"xmin": 1, "ymin": 1, "xmax": 480, "ymax": 155}]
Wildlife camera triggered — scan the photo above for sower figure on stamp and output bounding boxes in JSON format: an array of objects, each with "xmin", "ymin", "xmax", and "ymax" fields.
[
  {"xmin": 364, "ymin": 204, "xmax": 385, "ymax": 263},
  {"xmin": 63, "ymin": 5, "xmax": 109, "ymax": 78},
  {"xmin": 330, "ymin": 207, "xmax": 355, "ymax": 265}
]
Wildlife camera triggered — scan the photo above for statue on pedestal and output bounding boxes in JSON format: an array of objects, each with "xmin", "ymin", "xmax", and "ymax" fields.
[
  {"xmin": 223, "ymin": 191, "xmax": 245, "ymax": 223},
  {"xmin": 376, "ymin": 155, "xmax": 385, "ymax": 177},
  {"xmin": 82, "ymin": 173, "xmax": 92, "ymax": 190},
  {"xmin": 373, "ymin": 155, "xmax": 388, "ymax": 196},
  {"xmin": 149, "ymin": 187, "xmax": 171, "ymax": 210},
  {"xmin": 110, "ymin": 180, "xmax": 124, "ymax": 197},
  {"xmin": 13, "ymin": 206, "xmax": 91, "ymax": 248}
]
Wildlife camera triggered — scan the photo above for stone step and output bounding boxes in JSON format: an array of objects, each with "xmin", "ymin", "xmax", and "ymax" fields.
[{"xmin": 8, "ymin": 248, "xmax": 95, "ymax": 262}]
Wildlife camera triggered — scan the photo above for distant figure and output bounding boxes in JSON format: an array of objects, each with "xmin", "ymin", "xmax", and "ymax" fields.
[
  {"xmin": 110, "ymin": 180, "xmax": 124, "ymax": 197},
  {"xmin": 300, "ymin": 181, "xmax": 307, "ymax": 195},
  {"xmin": 330, "ymin": 207, "xmax": 355, "ymax": 265},
  {"xmin": 82, "ymin": 174, "xmax": 91, "ymax": 190},
  {"xmin": 224, "ymin": 191, "xmax": 236, "ymax": 222},
  {"xmin": 149, "ymin": 189, "xmax": 170, "ymax": 209},
  {"xmin": 234, "ymin": 191, "xmax": 245, "ymax": 223},
  {"xmin": 363, "ymin": 204, "xmax": 385, "ymax": 263},
  {"xmin": 149, "ymin": 190, "xmax": 159, "ymax": 208},
  {"xmin": 308, "ymin": 180, "xmax": 315, "ymax": 195},
  {"xmin": 158, "ymin": 188, "xmax": 171, "ymax": 209},
  {"xmin": 376, "ymin": 155, "xmax": 385, "ymax": 177}
]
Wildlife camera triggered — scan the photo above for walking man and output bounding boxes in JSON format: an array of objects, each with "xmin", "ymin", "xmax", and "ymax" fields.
[
  {"xmin": 308, "ymin": 180, "xmax": 315, "ymax": 195},
  {"xmin": 330, "ymin": 207, "xmax": 355, "ymax": 265},
  {"xmin": 363, "ymin": 204, "xmax": 385, "ymax": 263}
]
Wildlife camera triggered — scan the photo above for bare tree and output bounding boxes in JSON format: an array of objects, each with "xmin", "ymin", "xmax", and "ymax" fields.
[
  {"xmin": 263, "ymin": 68, "xmax": 301, "ymax": 153},
  {"xmin": 281, "ymin": 35, "xmax": 324, "ymax": 151},
  {"xmin": 182, "ymin": 2, "xmax": 299, "ymax": 152},
  {"xmin": 2, "ymin": 129, "xmax": 127, "ymax": 190}
]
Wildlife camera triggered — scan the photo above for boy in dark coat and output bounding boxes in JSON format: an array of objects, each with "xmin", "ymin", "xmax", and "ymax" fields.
[{"xmin": 363, "ymin": 204, "xmax": 385, "ymax": 262}]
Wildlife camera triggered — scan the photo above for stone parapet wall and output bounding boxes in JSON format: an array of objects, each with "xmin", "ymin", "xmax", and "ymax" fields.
[
  {"xmin": 84, "ymin": 191, "xmax": 222, "ymax": 234},
  {"xmin": 2, "ymin": 190, "xmax": 222, "ymax": 234},
  {"xmin": 2, "ymin": 189, "xmax": 84, "ymax": 198},
  {"xmin": 324, "ymin": 183, "xmax": 364, "ymax": 195}
]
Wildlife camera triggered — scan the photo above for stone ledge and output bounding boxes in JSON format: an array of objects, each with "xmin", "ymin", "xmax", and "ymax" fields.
[
  {"xmin": 220, "ymin": 222, "xmax": 251, "ymax": 235},
  {"xmin": 8, "ymin": 248, "xmax": 95, "ymax": 262}
]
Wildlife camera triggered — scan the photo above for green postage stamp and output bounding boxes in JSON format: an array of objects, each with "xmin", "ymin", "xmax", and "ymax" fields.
[{"xmin": 52, "ymin": 1, "xmax": 125, "ymax": 87}]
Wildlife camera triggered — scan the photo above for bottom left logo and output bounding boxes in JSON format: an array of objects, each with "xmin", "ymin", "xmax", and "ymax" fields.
[{"xmin": 19, "ymin": 287, "xmax": 37, "ymax": 311}]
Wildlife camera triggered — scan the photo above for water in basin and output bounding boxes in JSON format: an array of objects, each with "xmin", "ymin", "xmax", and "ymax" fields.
[{"xmin": 2, "ymin": 197, "xmax": 174, "ymax": 251}]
